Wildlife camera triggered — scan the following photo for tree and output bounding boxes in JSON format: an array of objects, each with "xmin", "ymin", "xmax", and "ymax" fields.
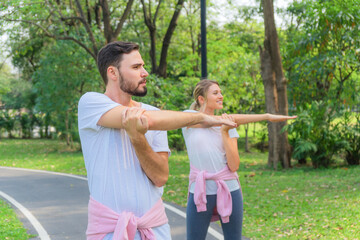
[
  {"xmin": 282, "ymin": 0, "xmax": 360, "ymax": 167},
  {"xmin": 0, "ymin": 63, "xmax": 13, "ymax": 104},
  {"xmin": 284, "ymin": 0, "xmax": 360, "ymax": 108},
  {"xmin": 1, "ymin": 0, "xmax": 135, "ymax": 61},
  {"xmin": 140, "ymin": 0, "xmax": 185, "ymax": 78},
  {"xmin": 259, "ymin": 0, "xmax": 291, "ymax": 169},
  {"xmin": 33, "ymin": 40, "xmax": 101, "ymax": 146}
]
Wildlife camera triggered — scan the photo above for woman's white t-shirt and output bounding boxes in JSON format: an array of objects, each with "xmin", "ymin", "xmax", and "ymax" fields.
[{"xmin": 182, "ymin": 110, "xmax": 240, "ymax": 195}]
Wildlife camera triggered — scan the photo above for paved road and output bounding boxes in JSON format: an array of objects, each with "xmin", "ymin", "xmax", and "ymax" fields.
[{"xmin": 0, "ymin": 166, "xmax": 227, "ymax": 240}]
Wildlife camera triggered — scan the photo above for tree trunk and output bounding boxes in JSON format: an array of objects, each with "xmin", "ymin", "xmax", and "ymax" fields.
[
  {"xmin": 157, "ymin": 0, "xmax": 185, "ymax": 78},
  {"xmin": 244, "ymin": 123, "xmax": 250, "ymax": 153},
  {"xmin": 149, "ymin": 29, "xmax": 157, "ymax": 73},
  {"xmin": 141, "ymin": 0, "xmax": 183, "ymax": 78},
  {"xmin": 259, "ymin": 44, "xmax": 280, "ymax": 169},
  {"xmin": 140, "ymin": 0, "xmax": 159, "ymax": 73},
  {"xmin": 260, "ymin": 0, "xmax": 291, "ymax": 169},
  {"xmin": 65, "ymin": 110, "xmax": 70, "ymax": 146},
  {"xmin": 253, "ymin": 122, "xmax": 256, "ymax": 137},
  {"xmin": 45, "ymin": 113, "xmax": 51, "ymax": 139}
]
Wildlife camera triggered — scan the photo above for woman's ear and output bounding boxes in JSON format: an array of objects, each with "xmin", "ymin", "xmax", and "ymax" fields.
[{"xmin": 198, "ymin": 95, "xmax": 205, "ymax": 105}]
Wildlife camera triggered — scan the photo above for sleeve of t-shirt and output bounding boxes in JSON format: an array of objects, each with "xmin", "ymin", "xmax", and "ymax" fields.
[
  {"xmin": 228, "ymin": 128, "xmax": 239, "ymax": 139},
  {"xmin": 140, "ymin": 103, "xmax": 171, "ymax": 154},
  {"xmin": 151, "ymin": 130, "xmax": 171, "ymax": 154},
  {"xmin": 78, "ymin": 92, "xmax": 120, "ymax": 132},
  {"xmin": 181, "ymin": 109, "xmax": 197, "ymax": 135}
]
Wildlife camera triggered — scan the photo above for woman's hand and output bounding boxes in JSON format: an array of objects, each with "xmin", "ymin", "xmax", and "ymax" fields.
[{"xmin": 267, "ymin": 114, "xmax": 297, "ymax": 122}]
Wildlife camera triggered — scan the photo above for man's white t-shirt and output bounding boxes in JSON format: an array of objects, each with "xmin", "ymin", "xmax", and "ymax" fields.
[
  {"xmin": 182, "ymin": 110, "xmax": 240, "ymax": 195},
  {"xmin": 78, "ymin": 92, "xmax": 171, "ymax": 239}
]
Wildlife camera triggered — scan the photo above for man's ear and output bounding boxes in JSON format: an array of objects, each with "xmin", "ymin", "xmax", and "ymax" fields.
[{"xmin": 107, "ymin": 66, "xmax": 118, "ymax": 82}]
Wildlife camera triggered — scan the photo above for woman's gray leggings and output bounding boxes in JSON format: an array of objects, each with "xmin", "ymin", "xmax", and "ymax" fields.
[{"xmin": 186, "ymin": 189, "xmax": 243, "ymax": 240}]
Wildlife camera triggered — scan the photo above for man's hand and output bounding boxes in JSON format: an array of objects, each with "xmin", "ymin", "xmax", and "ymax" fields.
[
  {"xmin": 267, "ymin": 114, "xmax": 297, "ymax": 122},
  {"xmin": 122, "ymin": 107, "xmax": 168, "ymax": 187},
  {"xmin": 220, "ymin": 113, "xmax": 236, "ymax": 132},
  {"xmin": 122, "ymin": 107, "xmax": 149, "ymax": 139},
  {"xmin": 199, "ymin": 113, "xmax": 237, "ymax": 128}
]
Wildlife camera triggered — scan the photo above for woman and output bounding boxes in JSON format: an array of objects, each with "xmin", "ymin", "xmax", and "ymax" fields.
[{"xmin": 182, "ymin": 80, "xmax": 296, "ymax": 240}]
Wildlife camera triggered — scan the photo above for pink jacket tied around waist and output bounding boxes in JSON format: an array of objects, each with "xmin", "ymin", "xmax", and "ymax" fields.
[
  {"xmin": 86, "ymin": 197, "xmax": 168, "ymax": 240},
  {"xmin": 189, "ymin": 165, "xmax": 240, "ymax": 223}
]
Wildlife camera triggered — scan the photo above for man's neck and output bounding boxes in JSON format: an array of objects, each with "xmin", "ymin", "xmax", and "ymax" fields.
[{"xmin": 104, "ymin": 89, "xmax": 140, "ymax": 107}]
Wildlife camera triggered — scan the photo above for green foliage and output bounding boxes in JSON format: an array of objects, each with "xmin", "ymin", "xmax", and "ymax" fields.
[
  {"xmin": 19, "ymin": 112, "xmax": 33, "ymax": 138},
  {"xmin": 3, "ymin": 0, "xmax": 357, "ymax": 160},
  {"xmin": 337, "ymin": 111, "xmax": 360, "ymax": 165},
  {"xmin": 33, "ymin": 40, "xmax": 101, "ymax": 144},
  {"xmin": 284, "ymin": 101, "xmax": 348, "ymax": 168},
  {"xmin": 284, "ymin": 101, "xmax": 349, "ymax": 168},
  {"xmin": 134, "ymin": 74, "xmax": 196, "ymax": 111},
  {"xmin": 206, "ymin": 21, "xmax": 265, "ymax": 115},
  {"xmin": 292, "ymin": 138, "xmax": 317, "ymax": 161},
  {"xmin": 1, "ymin": 0, "xmax": 266, "ymax": 151},
  {"xmin": 0, "ymin": 63, "xmax": 13, "ymax": 98},
  {"xmin": 0, "ymin": 110, "xmax": 17, "ymax": 138},
  {"xmin": 1, "ymin": 77, "xmax": 34, "ymax": 110},
  {"xmin": 284, "ymin": 99, "xmax": 359, "ymax": 168},
  {"xmin": 10, "ymin": 27, "xmax": 47, "ymax": 81},
  {"xmin": 0, "ymin": 59, "xmax": 34, "ymax": 111},
  {"xmin": 282, "ymin": 0, "xmax": 360, "ymax": 167},
  {"xmin": 284, "ymin": 0, "xmax": 360, "ymax": 108}
]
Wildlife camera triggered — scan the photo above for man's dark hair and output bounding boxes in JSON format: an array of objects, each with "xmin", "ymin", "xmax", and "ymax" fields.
[{"xmin": 97, "ymin": 41, "xmax": 139, "ymax": 85}]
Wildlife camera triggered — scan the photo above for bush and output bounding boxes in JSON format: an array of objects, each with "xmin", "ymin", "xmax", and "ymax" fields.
[
  {"xmin": 284, "ymin": 101, "xmax": 348, "ymax": 168},
  {"xmin": 338, "ymin": 111, "xmax": 360, "ymax": 165},
  {"xmin": 168, "ymin": 129, "xmax": 186, "ymax": 151},
  {"xmin": 0, "ymin": 110, "xmax": 17, "ymax": 138}
]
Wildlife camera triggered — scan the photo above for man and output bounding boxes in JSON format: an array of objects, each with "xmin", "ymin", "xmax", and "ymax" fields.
[{"xmin": 78, "ymin": 41, "xmax": 235, "ymax": 240}]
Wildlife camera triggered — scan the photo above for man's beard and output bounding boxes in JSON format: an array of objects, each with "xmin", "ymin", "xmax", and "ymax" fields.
[{"xmin": 119, "ymin": 73, "xmax": 147, "ymax": 97}]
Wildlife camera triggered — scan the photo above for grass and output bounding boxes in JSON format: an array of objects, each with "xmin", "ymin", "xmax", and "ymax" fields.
[
  {"xmin": 0, "ymin": 199, "xmax": 34, "ymax": 240},
  {"xmin": 0, "ymin": 139, "xmax": 86, "ymax": 175},
  {"xmin": 1, "ymin": 139, "xmax": 360, "ymax": 239},
  {"xmin": 240, "ymin": 166, "xmax": 360, "ymax": 239}
]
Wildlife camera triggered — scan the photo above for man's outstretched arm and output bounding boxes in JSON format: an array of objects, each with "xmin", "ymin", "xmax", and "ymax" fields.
[{"xmin": 97, "ymin": 106, "xmax": 236, "ymax": 130}]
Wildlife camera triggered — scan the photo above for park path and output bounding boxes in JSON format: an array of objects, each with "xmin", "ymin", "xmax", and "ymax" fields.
[{"xmin": 0, "ymin": 166, "xmax": 226, "ymax": 240}]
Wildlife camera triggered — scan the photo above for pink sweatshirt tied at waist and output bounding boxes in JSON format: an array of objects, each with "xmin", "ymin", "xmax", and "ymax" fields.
[
  {"xmin": 86, "ymin": 197, "xmax": 168, "ymax": 240},
  {"xmin": 189, "ymin": 165, "xmax": 240, "ymax": 223}
]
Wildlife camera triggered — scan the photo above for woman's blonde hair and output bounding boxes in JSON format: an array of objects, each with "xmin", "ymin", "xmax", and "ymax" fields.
[{"xmin": 190, "ymin": 79, "xmax": 219, "ymax": 110}]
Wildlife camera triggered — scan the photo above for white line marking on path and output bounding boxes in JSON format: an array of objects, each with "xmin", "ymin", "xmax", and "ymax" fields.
[
  {"xmin": 0, "ymin": 166, "xmax": 224, "ymax": 239},
  {"xmin": 0, "ymin": 166, "xmax": 87, "ymax": 181},
  {"xmin": 0, "ymin": 190, "xmax": 51, "ymax": 240}
]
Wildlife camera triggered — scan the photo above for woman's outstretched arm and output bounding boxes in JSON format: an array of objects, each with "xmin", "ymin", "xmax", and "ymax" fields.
[{"xmin": 230, "ymin": 113, "xmax": 297, "ymax": 125}]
